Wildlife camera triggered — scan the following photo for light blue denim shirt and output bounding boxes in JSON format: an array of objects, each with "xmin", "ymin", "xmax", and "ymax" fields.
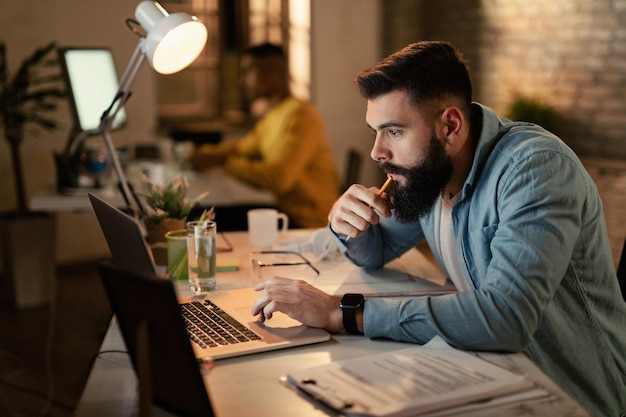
[{"xmin": 337, "ymin": 104, "xmax": 626, "ymax": 417}]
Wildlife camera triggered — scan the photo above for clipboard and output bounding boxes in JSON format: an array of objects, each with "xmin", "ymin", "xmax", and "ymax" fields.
[{"xmin": 282, "ymin": 337, "xmax": 549, "ymax": 417}]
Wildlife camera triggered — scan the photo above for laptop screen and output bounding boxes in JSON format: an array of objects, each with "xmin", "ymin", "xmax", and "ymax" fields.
[{"xmin": 89, "ymin": 193, "xmax": 157, "ymax": 276}]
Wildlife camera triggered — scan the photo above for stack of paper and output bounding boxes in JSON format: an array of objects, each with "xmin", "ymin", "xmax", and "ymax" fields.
[{"xmin": 284, "ymin": 337, "xmax": 550, "ymax": 416}]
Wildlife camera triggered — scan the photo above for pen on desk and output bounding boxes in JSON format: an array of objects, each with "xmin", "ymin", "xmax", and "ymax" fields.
[
  {"xmin": 345, "ymin": 176, "xmax": 393, "ymax": 242},
  {"xmin": 297, "ymin": 378, "xmax": 354, "ymax": 411}
]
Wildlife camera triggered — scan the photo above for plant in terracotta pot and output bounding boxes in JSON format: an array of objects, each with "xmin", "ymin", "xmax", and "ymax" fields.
[{"xmin": 138, "ymin": 173, "xmax": 210, "ymax": 264}]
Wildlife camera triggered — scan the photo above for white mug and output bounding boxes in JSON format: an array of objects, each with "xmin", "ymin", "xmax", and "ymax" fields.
[{"xmin": 247, "ymin": 208, "xmax": 289, "ymax": 249}]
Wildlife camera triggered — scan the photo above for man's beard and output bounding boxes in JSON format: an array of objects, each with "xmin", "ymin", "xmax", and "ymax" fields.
[{"xmin": 379, "ymin": 134, "xmax": 453, "ymax": 223}]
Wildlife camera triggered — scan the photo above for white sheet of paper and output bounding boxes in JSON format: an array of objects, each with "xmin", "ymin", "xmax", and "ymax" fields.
[
  {"xmin": 286, "ymin": 337, "xmax": 543, "ymax": 417},
  {"xmin": 304, "ymin": 249, "xmax": 456, "ymax": 297}
]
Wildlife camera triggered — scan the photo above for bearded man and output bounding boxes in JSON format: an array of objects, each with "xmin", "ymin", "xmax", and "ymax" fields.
[{"xmin": 251, "ymin": 41, "xmax": 626, "ymax": 417}]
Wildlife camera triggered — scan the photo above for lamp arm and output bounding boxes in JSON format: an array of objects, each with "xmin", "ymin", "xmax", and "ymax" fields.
[
  {"xmin": 99, "ymin": 40, "xmax": 147, "ymax": 217},
  {"xmin": 66, "ymin": 130, "xmax": 90, "ymax": 156}
]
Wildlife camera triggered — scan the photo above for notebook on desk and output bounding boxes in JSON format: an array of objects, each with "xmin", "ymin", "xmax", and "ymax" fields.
[{"xmin": 88, "ymin": 192, "xmax": 330, "ymax": 361}]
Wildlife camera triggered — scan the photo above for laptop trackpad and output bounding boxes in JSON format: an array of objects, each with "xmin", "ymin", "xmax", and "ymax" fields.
[{"xmin": 233, "ymin": 306, "xmax": 304, "ymax": 329}]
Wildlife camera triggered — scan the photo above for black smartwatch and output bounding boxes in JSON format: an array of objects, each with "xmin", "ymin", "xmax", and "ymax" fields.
[{"xmin": 340, "ymin": 293, "xmax": 365, "ymax": 334}]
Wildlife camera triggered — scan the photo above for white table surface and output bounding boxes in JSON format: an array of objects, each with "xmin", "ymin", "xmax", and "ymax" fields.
[
  {"xmin": 74, "ymin": 231, "xmax": 590, "ymax": 417},
  {"xmin": 29, "ymin": 166, "xmax": 275, "ymax": 212}
]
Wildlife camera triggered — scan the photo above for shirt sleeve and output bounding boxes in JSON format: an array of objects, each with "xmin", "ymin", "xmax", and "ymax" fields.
[
  {"xmin": 342, "ymin": 216, "xmax": 425, "ymax": 269},
  {"xmin": 362, "ymin": 150, "xmax": 587, "ymax": 352},
  {"xmin": 225, "ymin": 103, "xmax": 324, "ymax": 194}
]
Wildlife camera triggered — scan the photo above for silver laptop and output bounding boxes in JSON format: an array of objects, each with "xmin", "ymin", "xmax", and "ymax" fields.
[{"xmin": 88, "ymin": 192, "xmax": 330, "ymax": 360}]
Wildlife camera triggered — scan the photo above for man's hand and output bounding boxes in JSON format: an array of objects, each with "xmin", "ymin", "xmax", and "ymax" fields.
[
  {"xmin": 251, "ymin": 277, "xmax": 344, "ymax": 333},
  {"xmin": 328, "ymin": 184, "xmax": 393, "ymax": 239}
]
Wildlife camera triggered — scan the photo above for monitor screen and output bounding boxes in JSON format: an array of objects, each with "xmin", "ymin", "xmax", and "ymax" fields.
[{"xmin": 59, "ymin": 47, "xmax": 127, "ymax": 134}]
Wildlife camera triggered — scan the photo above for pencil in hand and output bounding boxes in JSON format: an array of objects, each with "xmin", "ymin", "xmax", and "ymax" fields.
[
  {"xmin": 345, "ymin": 176, "xmax": 393, "ymax": 242},
  {"xmin": 368, "ymin": 175, "xmax": 393, "ymax": 208},
  {"xmin": 376, "ymin": 176, "xmax": 393, "ymax": 197}
]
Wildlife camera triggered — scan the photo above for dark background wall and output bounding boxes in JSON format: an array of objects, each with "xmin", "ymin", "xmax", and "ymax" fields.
[{"xmin": 382, "ymin": 0, "xmax": 626, "ymax": 160}]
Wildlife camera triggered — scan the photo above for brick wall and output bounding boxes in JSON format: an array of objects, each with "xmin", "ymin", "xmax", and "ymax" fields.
[{"xmin": 382, "ymin": 0, "xmax": 626, "ymax": 160}]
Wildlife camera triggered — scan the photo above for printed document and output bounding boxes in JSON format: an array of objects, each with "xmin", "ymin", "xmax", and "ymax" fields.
[{"xmin": 285, "ymin": 337, "xmax": 548, "ymax": 417}]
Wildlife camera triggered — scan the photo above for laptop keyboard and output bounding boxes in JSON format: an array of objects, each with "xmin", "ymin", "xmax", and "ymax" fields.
[{"xmin": 181, "ymin": 300, "xmax": 261, "ymax": 348}]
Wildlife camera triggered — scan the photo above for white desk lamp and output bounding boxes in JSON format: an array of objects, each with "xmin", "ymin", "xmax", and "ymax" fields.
[{"xmin": 100, "ymin": 0, "xmax": 207, "ymax": 215}]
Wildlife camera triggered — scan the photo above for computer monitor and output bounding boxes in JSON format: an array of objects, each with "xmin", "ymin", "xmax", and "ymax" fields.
[
  {"xmin": 55, "ymin": 47, "xmax": 128, "ymax": 191},
  {"xmin": 59, "ymin": 47, "xmax": 127, "ymax": 136}
]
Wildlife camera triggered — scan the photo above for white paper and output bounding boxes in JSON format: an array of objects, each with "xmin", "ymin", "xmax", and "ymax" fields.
[
  {"xmin": 304, "ymin": 249, "xmax": 456, "ymax": 297},
  {"xmin": 286, "ymin": 337, "xmax": 540, "ymax": 417}
]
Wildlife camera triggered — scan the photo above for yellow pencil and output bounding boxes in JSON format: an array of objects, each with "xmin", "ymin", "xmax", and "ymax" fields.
[
  {"xmin": 345, "ymin": 176, "xmax": 393, "ymax": 242},
  {"xmin": 369, "ymin": 176, "xmax": 392, "ymax": 208},
  {"xmin": 377, "ymin": 176, "xmax": 393, "ymax": 196}
]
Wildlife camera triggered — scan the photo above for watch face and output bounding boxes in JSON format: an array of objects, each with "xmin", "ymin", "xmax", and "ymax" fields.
[{"xmin": 341, "ymin": 293, "xmax": 364, "ymax": 308}]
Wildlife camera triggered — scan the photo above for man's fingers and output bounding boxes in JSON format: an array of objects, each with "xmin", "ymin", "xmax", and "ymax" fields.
[
  {"xmin": 254, "ymin": 276, "xmax": 297, "ymax": 291},
  {"xmin": 251, "ymin": 278, "xmax": 296, "ymax": 317}
]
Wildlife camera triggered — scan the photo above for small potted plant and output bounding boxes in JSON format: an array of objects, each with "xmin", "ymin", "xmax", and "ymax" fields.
[{"xmin": 138, "ymin": 173, "xmax": 210, "ymax": 264}]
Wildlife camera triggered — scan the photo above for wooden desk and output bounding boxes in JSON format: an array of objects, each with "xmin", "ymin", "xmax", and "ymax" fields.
[{"xmin": 74, "ymin": 231, "xmax": 590, "ymax": 417}]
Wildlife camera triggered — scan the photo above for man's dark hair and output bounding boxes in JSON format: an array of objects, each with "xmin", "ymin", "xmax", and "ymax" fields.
[
  {"xmin": 355, "ymin": 41, "xmax": 472, "ymax": 121},
  {"xmin": 243, "ymin": 43, "xmax": 286, "ymax": 60}
]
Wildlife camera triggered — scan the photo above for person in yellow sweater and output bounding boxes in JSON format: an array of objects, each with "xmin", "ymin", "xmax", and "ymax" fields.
[{"xmin": 191, "ymin": 43, "xmax": 339, "ymax": 228}]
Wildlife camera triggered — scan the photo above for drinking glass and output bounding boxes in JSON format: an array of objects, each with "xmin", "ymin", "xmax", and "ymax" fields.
[{"xmin": 186, "ymin": 220, "xmax": 217, "ymax": 293}]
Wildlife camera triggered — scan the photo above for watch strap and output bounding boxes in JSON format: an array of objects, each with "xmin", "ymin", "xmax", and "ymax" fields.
[
  {"xmin": 342, "ymin": 306, "xmax": 359, "ymax": 334},
  {"xmin": 341, "ymin": 293, "xmax": 364, "ymax": 334}
]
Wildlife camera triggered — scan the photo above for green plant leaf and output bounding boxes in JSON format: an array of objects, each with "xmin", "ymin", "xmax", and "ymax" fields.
[
  {"xmin": 0, "ymin": 41, "xmax": 66, "ymax": 214},
  {"xmin": 138, "ymin": 173, "xmax": 210, "ymax": 222}
]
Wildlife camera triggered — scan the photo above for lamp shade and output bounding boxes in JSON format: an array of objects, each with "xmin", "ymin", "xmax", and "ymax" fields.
[{"xmin": 135, "ymin": 1, "xmax": 207, "ymax": 74}]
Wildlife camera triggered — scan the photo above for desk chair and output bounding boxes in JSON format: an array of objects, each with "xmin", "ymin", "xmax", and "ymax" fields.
[
  {"xmin": 343, "ymin": 148, "xmax": 362, "ymax": 192},
  {"xmin": 617, "ymin": 236, "xmax": 626, "ymax": 301}
]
